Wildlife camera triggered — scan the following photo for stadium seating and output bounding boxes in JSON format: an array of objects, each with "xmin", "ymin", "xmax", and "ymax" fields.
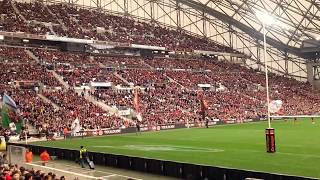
[
  {"xmin": 0, "ymin": 43, "xmax": 319, "ymax": 130},
  {"xmin": 0, "ymin": 0, "xmax": 319, "ymax": 133},
  {"xmin": 1, "ymin": 45, "xmax": 319, "ymax": 132},
  {"xmin": 0, "ymin": 0, "xmax": 237, "ymax": 52},
  {"xmin": 42, "ymin": 90, "xmax": 131, "ymax": 129},
  {"xmin": 0, "ymin": 46, "xmax": 34, "ymax": 63},
  {"xmin": 0, "ymin": 63, "xmax": 61, "ymax": 87},
  {"xmin": 117, "ymin": 69, "xmax": 169, "ymax": 86}
]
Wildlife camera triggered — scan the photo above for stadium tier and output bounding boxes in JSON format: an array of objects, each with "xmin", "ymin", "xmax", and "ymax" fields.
[
  {"xmin": 0, "ymin": 0, "xmax": 237, "ymax": 52},
  {"xmin": 0, "ymin": 46, "xmax": 319, "ymax": 134},
  {"xmin": 1, "ymin": 0, "xmax": 320, "ymax": 179}
]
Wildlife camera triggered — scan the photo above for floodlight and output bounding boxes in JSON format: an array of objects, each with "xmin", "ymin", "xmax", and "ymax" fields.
[{"xmin": 256, "ymin": 10, "xmax": 275, "ymax": 25}]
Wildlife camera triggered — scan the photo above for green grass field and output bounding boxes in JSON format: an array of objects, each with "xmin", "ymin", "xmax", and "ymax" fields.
[{"xmin": 33, "ymin": 119, "xmax": 320, "ymax": 178}]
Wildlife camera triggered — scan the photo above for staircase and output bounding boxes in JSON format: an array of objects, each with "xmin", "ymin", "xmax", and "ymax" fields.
[
  {"xmin": 70, "ymin": 16, "xmax": 87, "ymax": 32},
  {"xmin": 165, "ymin": 74, "xmax": 185, "ymax": 88},
  {"xmin": 10, "ymin": 1, "xmax": 27, "ymax": 22},
  {"xmin": 37, "ymin": 94, "xmax": 60, "ymax": 110},
  {"xmin": 44, "ymin": 4, "xmax": 68, "ymax": 31},
  {"xmin": 84, "ymin": 93, "xmax": 117, "ymax": 114},
  {"xmin": 142, "ymin": 60, "xmax": 154, "ymax": 69},
  {"xmin": 74, "ymin": 86, "xmax": 132, "ymax": 122},
  {"xmin": 49, "ymin": 70, "xmax": 70, "ymax": 89},
  {"xmin": 114, "ymin": 72, "xmax": 130, "ymax": 85},
  {"xmin": 48, "ymin": 25, "xmax": 57, "ymax": 35},
  {"xmin": 98, "ymin": 62, "xmax": 106, "ymax": 68},
  {"xmin": 25, "ymin": 49, "xmax": 40, "ymax": 63}
]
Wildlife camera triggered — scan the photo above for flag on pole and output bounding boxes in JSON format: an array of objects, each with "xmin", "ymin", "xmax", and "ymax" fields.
[
  {"xmin": 133, "ymin": 89, "xmax": 142, "ymax": 122},
  {"xmin": 71, "ymin": 117, "xmax": 80, "ymax": 133},
  {"xmin": 201, "ymin": 98, "xmax": 209, "ymax": 111},
  {"xmin": 198, "ymin": 91, "xmax": 208, "ymax": 112},
  {"xmin": 1, "ymin": 93, "xmax": 22, "ymax": 132}
]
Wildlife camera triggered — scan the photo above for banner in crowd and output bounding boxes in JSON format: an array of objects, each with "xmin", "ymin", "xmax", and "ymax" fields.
[
  {"xmin": 1, "ymin": 94, "xmax": 23, "ymax": 133},
  {"xmin": 269, "ymin": 100, "xmax": 283, "ymax": 113},
  {"xmin": 71, "ymin": 118, "xmax": 81, "ymax": 134}
]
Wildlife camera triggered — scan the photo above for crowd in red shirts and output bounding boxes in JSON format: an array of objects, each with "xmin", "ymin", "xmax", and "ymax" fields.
[{"xmin": 0, "ymin": 0, "xmax": 237, "ymax": 52}]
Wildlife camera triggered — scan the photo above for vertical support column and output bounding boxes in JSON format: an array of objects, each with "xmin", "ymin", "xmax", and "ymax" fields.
[
  {"xmin": 284, "ymin": 53, "xmax": 289, "ymax": 77},
  {"xmin": 306, "ymin": 61, "xmax": 314, "ymax": 85},
  {"xmin": 93, "ymin": 0, "xmax": 101, "ymax": 9},
  {"xmin": 229, "ymin": 24, "xmax": 233, "ymax": 51},
  {"xmin": 306, "ymin": 61, "xmax": 320, "ymax": 90},
  {"xmin": 176, "ymin": 0, "xmax": 181, "ymax": 30},
  {"xmin": 150, "ymin": 1, "xmax": 155, "ymax": 23},
  {"xmin": 256, "ymin": 40, "xmax": 261, "ymax": 71},
  {"xmin": 124, "ymin": 0, "xmax": 128, "ymax": 16},
  {"xmin": 202, "ymin": 11, "xmax": 207, "ymax": 38}
]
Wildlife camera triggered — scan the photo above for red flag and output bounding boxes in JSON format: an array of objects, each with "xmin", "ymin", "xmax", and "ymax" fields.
[
  {"xmin": 197, "ymin": 91, "xmax": 208, "ymax": 111},
  {"xmin": 202, "ymin": 98, "xmax": 209, "ymax": 110},
  {"xmin": 133, "ymin": 89, "xmax": 142, "ymax": 121},
  {"xmin": 133, "ymin": 89, "xmax": 140, "ymax": 112}
]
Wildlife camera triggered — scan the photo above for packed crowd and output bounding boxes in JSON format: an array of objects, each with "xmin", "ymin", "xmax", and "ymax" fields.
[
  {"xmin": 57, "ymin": 67, "xmax": 124, "ymax": 86},
  {"xmin": 0, "ymin": 87, "xmax": 64, "ymax": 133},
  {"xmin": 42, "ymin": 90, "xmax": 132, "ymax": 129},
  {"xmin": 117, "ymin": 69, "xmax": 169, "ymax": 86},
  {"xmin": 0, "ymin": 0, "xmax": 50, "ymax": 35},
  {"xmin": 95, "ymin": 56, "xmax": 150, "ymax": 69},
  {"xmin": 0, "ymin": 0, "xmax": 237, "ymax": 52},
  {"xmin": 6, "ymin": 0, "xmax": 318, "ymax": 134},
  {"xmin": 32, "ymin": 49, "xmax": 95, "ymax": 65},
  {"xmin": 93, "ymin": 89, "xmax": 132, "ymax": 108},
  {"xmin": 92, "ymin": 55, "xmax": 320, "ymax": 123},
  {"xmin": 0, "ymin": 63, "xmax": 60, "ymax": 87},
  {"xmin": 1, "ymin": 45, "xmax": 320, "ymax": 130},
  {"xmin": 0, "ymin": 46, "xmax": 34, "ymax": 63},
  {"xmin": 93, "ymin": 85, "xmax": 199, "ymax": 125},
  {"xmin": 0, "ymin": 158, "xmax": 66, "ymax": 180},
  {"xmin": 145, "ymin": 57, "xmax": 218, "ymax": 70}
]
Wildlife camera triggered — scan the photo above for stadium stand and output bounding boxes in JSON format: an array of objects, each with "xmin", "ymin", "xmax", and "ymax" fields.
[
  {"xmin": 1, "ymin": 0, "xmax": 320, "ymax": 179},
  {"xmin": 0, "ymin": 0, "xmax": 319, "ymax": 135},
  {"xmin": 1, "ymin": 0, "xmax": 238, "ymax": 52},
  {"xmin": 0, "ymin": 46, "xmax": 319, "ymax": 133},
  {"xmin": 0, "ymin": 46, "xmax": 34, "ymax": 63}
]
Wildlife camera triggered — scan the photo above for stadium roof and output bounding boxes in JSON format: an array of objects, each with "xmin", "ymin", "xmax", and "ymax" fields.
[{"xmin": 179, "ymin": 0, "xmax": 320, "ymax": 59}]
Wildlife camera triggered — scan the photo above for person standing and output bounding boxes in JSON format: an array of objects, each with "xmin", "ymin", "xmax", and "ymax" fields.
[
  {"xmin": 25, "ymin": 149, "xmax": 33, "ymax": 163},
  {"xmin": 136, "ymin": 121, "xmax": 141, "ymax": 135},
  {"xmin": 63, "ymin": 126, "xmax": 68, "ymax": 140},
  {"xmin": 205, "ymin": 118, "xmax": 209, "ymax": 128},
  {"xmin": 79, "ymin": 146, "xmax": 87, "ymax": 168}
]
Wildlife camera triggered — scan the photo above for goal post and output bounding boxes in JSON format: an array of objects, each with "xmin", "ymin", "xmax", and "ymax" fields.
[{"xmin": 7, "ymin": 145, "xmax": 26, "ymax": 166}]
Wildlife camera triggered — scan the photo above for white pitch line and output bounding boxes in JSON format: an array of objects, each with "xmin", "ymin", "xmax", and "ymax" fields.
[
  {"xmin": 26, "ymin": 163, "xmax": 98, "ymax": 179},
  {"xmin": 53, "ymin": 162, "xmax": 143, "ymax": 180},
  {"xmin": 271, "ymin": 115, "xmax": 320, "ymax": 118},
  {"xmin": 100, "ymin": 174, "xmax": 117, "ymax": 178}
]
